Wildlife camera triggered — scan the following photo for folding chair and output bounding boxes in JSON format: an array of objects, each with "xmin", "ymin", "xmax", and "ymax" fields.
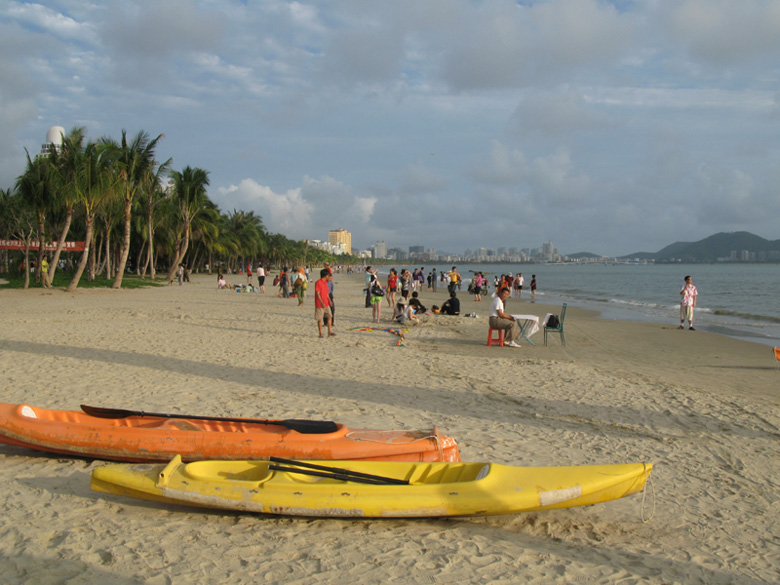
[{"xmin": 544, "ymin": 303, "xmax": 567, "ymax": 346}]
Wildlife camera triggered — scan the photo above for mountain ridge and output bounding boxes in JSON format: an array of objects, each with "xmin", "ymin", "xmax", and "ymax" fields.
[{"xmin": 617, "ymin": 231, "xmax": 780, "ymax": 262}]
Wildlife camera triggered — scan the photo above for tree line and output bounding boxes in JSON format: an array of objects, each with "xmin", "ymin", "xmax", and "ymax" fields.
[{"xmin": 1, "ymin": 126, "xmax": 348, "ymax": 290}]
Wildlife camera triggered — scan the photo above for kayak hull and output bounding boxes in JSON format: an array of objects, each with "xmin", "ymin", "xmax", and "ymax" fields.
[
  {"xmin": 91, "ymin": 456, "xmax": 652, "ymax": 518},
  {"xmin": 0, "ymin": 403, "xmax": 460, "ymax": 463}
]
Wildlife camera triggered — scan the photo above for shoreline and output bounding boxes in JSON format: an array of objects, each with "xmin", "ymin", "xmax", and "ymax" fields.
[
  {"xmin": 1, "ymin": 271, "xmax": 778, "ymax": 583},
  {"xmin": 381, "ymin": 263, "xmax": 780, "ymax": 349}
]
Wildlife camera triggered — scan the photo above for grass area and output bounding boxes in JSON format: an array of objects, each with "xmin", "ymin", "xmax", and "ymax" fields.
[{"xmin": 0, "ymin": 271, "xmax": 167, "ymax": 290}]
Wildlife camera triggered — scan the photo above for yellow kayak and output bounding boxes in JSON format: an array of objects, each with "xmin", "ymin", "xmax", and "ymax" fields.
[{"xmin": 91, "ymin": 456, "xmax": 652, "ymax": 518}]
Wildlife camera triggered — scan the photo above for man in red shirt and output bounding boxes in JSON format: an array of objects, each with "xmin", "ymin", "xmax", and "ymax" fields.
[{"xmin": 315, "ymin": 269, "xmax": 335, "ymax": 337}]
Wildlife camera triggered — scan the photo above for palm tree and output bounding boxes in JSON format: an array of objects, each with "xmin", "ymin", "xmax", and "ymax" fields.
[
  {"xmin": 16, "ymin": 151, "xmax": 55, "ymax": 286},
  {"xmin": 65, "ymin": 140, "xmax": 119, "ymax": 293},
  {"xmin": 46, "ymin": 126, "xmax": 85, "ymax": 284},
  {"xmin": 1, "ymin": 189, "xmax": 37, "ymax": 288},
  {"xmin": 110, "ymin": 130, "xmax": 167, "ymax": 288},
  {"xmin": 224, "ymin": 209, "xmax": 268, "ymax": 270},
  {"xmin": 165, "ymin": 166, "xmax": 211, "ymax": 283},
  {"xmin": 187, "ymin": 199, "xmax": 221, "ymax": 272},
  {"xmin": 137, "ymin": 159, "xmax": 172, "ymax": 279},
  {"xmin": 94, "ymin": 187, "xmax": 124, "ymax": 278},
  {"xmin": 0, "ymin": 188, "xmax": 11, "ymax": 273}
]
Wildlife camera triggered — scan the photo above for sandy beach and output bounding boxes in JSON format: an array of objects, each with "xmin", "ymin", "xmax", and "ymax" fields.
[{"xmin": 1, "ymin": 271, "xmax": 778, "ymax": 584}]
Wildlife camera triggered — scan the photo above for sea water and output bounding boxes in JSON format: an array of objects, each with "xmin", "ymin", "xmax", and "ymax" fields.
[{"xmin": 393, "ymin": 263, "xmax": 780, "ymax": 346}]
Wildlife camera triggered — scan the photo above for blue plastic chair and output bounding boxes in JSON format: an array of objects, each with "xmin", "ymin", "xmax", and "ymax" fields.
[{"xmin": 544, "ymin": 303, "xmax": 567, "ymax": 346}]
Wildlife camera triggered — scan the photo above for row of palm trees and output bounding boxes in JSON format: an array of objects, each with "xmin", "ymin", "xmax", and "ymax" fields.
[{"xmin": 1, "ymin": 126, "xmax": 345, "ymax": 290}]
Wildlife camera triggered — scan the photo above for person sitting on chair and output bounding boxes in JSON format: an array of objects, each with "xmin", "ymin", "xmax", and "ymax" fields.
[{"xmin": 489, "ymin": 288, "xmax": 521, "ymax": 348}]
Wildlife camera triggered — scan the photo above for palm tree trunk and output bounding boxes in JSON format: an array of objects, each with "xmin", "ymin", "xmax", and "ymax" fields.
[
  {"xmin": 136, "ymin": 240, "xmax": 146, "ymax": 277},
  {"xmin": 47, "ymin": 206, "xmax": 73, "ymax": 285},
  {"xmin": 36, "ymin": 215, "xmax": 46, "ymax": 286},
  {"xmin": 89, "ymin": 229, "xmax": 98, "ymax": 282},
  {"xmin": 147, "ymin": 204, "xmax": 156, "ymax": 280},
  {"xmin": 103, "ymin": 226, "xmax": 111, "ymax": 279},
  {"xmin": 66, "ymin": 213, "xmax": 94, "ymax": 293},
  {"xmin": 112, "ymin": 200, "xmax": 132, "ymax": 288},
  {"xmin": 166, "ymin": 224, "xmax": 190, "ymax": 284}
]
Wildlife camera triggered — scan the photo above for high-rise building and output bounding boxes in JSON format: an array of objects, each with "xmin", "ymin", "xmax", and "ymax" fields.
[
  {"xmin": 372, "ymin": 241, "xmax": 388, "ymax": 259},
  {"xmin": 328, "ymin": 228, "xmax": 352, "ymax": 255}
]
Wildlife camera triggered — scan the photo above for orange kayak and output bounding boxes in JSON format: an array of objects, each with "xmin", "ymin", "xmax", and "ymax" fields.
[{"xmin": 0, "ymin": 403, "xmax": 460, "ymax": 463}]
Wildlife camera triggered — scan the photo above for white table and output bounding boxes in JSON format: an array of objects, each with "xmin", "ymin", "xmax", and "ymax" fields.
[{"xmin": 511, "ymin": 314, "xmax": 540, "ymax": 345}]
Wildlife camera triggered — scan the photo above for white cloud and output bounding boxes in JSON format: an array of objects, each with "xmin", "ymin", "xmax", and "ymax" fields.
[
  {"xmin": 6, "ymin": 1, "xmax": 97, "ymax": 42},
  {"xmin": 4, "ymin": 0, "xmax": 780, "ymax": 256},
  {"xmin": 218, "ymin": 179, "xmax": 313, "ymax": 237},
  {"xmin": 667, "ymin": 0, "xmax": 780, "ymax": 66}
]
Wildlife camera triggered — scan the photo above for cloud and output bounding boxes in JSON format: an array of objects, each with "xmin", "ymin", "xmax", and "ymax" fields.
[
  {"xmin": 217, "ymin": 175, "xmax": 378, "ymax": 243},
  {"xmin": 511, "ymin": 89, "xmax": 614, "ymax": 137},
  {"xmin": 399, "ymin": 163, "xmax": 447, "ymax": 194},
  {"xmin": 3, "ymin": 1, "xmax": 780, "ymax": 257},
  {"xmin": 438, "ymin": 0, "xmax": 632, "ymax": 90},
  {"xmin": 5, "ymin": 1, "xmax": 97, "ymax": 43},
  {"xmin": 101, "ymin": 0, "xmax": 226, "ymax": 86},
  {"xmin": 218, "ymin": 179, "xmax": 313, "ymax": 237},
  {"xmin": 666, "ymin": 0, "xmax": 780, "ymax": 66}
]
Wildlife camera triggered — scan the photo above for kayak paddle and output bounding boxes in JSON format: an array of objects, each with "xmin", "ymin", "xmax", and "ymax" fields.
[
  {"xmin": 269, "ymin": 456, "xmax": 410, "ymax": 485},
  {"xmin": 80, "ymin": 405, "xmax": 338, "ymax": 434}
]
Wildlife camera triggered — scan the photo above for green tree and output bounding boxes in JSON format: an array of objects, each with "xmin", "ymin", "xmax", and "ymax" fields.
[
  {"xmin": 16, "ymin": 151, "xmax": 55, "ymax": 286},
  {"xmin": 1, "ymin": 189, "xmax": 37, "ymax": 288},
  {"xmin": 46, "ymin": 127, "xmax": 84, "ymax": 284},
  {"xmin": 136, "ymin": 158, "xmax": 172, "ymax": 279},
  {"xmin": 110, "ymin": 130, "xmax": 167, "ymax": 288},
  {"xmin": 165, "ymin": 166, "xmax": 211, "ymax": 283},
  {"xmin": 65, "ymin": 140, "xmax": 119, "ymax": 293},
  {"xmin": 224, "ymin": 209, "xmax": 267, "ymax": 271},
  {"xmin": 187, "ymin": 199, "xmax": 221, "ymax": 273}
]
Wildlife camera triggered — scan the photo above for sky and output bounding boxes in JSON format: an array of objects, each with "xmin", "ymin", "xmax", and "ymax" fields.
[{"xmin": 2, "ymin": 0, "xmax": 780, "ymax": 257}]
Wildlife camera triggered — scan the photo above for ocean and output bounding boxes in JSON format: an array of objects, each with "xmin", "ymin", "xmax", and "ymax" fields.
[{"xmin": 391, "ymin": 263, "xmax": 780, "ymax": 347}]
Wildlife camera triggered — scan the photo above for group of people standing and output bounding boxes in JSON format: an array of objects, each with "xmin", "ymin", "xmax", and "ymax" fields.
[{"xmin": 469, "ymin": 272, "xmax": 536, "ymax": 302}]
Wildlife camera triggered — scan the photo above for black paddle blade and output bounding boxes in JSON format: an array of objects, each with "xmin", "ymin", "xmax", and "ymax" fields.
[
  {"xmin": 81, "ymin": 405, "xmax": 139, "ymax": 418},
  {"xmin": 80, "ymin": 405, "xmax": 338, "ymax": 435}
]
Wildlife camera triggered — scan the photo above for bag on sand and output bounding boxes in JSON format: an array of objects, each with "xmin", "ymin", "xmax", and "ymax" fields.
[{"xmin": 546, "ymin": 314, "xmax": 560, "ymax": 328}]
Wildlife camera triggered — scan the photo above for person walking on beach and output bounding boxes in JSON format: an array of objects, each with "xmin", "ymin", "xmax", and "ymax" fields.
[
  {"xmin": 368, "ymin": 270, "xmax": 383, "ymax": 323},
  {"xmin": 400, "ymin": 269, "xmax": 411, "ymax": 300},
  {"xmin": 679, "ymin": 275, "xmax": 698, "ymax": 330},
  {"xmin": 489, "ymin": 288, "xmax": 522, "ymax": 348},
  {"xmin": 364, "ymin": 266, "xmax": 374, "ymax": 308},
  {"xmin": 530, "ymin": 275, "xmax": 537, "ymax": 301},
  {"xmin": 386, "ymin": 268, "xmax": 398, "ymax": 308},
  {"xmin": 293, "ymin": 266, "xmax": 307, "ymax": 306},
  {"xmin": 448, "ymin": 267, "xmax": 460, "ymax": 293},
  {"xmin": 473, "ymin": 272, "xmax": 485, "ymax": 302},
  {"xmin": 430, "ymin": 268, "xmax": 437, "ymax": 292},
  {"xmin": 315, "ymin": 269, "xmax": 335, "ymax": 337},
  {"xmin": 257, "ymin": 265, "xmax": 265, "ymax": 293},
  {"xmin": 323, "ymin": 262, "xmax": 336, "ymax": 327}
]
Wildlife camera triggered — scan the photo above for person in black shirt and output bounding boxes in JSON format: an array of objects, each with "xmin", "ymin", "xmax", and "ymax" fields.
[{"xmin": 438, "ymin": 291, "xmax": 460, "ymax": 315}]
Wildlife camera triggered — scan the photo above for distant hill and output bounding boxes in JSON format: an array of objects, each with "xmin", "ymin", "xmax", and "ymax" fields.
[
  {"xmin": 566, "ymin": 251, "xmax": 601, "ymax": 259},
  {"xmin": 621, "ymin": 231, "xmax": 780, "ymax": 262}
]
